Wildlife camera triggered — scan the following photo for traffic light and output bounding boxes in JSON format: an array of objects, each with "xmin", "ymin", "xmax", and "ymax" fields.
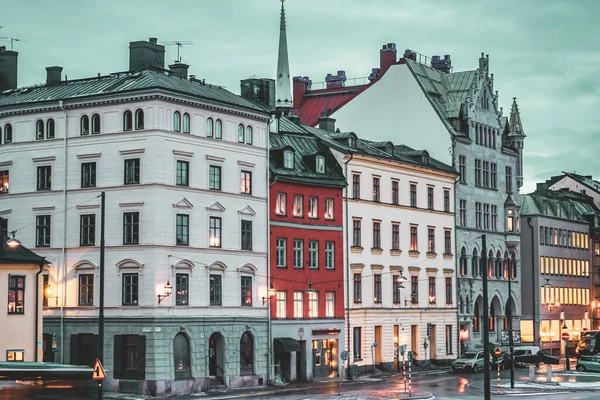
[{"xmin": 427, "ymin": 323, "xmax": 432, "ymax": 337}]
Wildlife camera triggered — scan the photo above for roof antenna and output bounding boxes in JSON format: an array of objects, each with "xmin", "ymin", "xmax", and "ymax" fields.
[
  {"xmin": 6, "ymin": 37, "xmax": 26, "ymax": 51},
  {"xmin": 161, "ymin": 41, "xmax": 194, "ymax": 63}
]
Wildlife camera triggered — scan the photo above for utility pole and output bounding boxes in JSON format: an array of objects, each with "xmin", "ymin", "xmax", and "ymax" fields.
[
  {"xmin": 482, "ymin": 234, "xmax": 491, "ymax": 400},
  {"xmin": 508, "ymin": 259, "xmax": 514, "ymax": 388},
  {"xmin": 97, "ymin": 192, "xmax": 105, "ymax": 400}
]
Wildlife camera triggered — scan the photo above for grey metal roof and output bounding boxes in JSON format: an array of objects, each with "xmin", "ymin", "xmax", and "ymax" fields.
[
  {"xmin": 0, "ymin": 235, "xmax": 47, "ymax": 265},
  {"xmin": 520, "ymin": 188, "xmax": 600, "ymax": 221},
  {"xmin": 0, "ymin": 69, "xmax": 271, "ymax": 114}
]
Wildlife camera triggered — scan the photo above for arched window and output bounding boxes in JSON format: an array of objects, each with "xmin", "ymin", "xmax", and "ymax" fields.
[
  {"xmin": 123, "ymin": 110, "xmax": 133, "ymax": 131},
  {"xmin": 182, "ymin": 113, "xmax": 190, "ymax": 133},
  {"xmin": 173, "ymin": 111, "xmax": 181, "ymax": 132},
  {"xmin": 489, "ymin": 301, "xmax": 496, "ymax": 332},
  {"xmin": 459, "ymin": 297, "xmax": 464, "ymax": 314},
  {"xmin": 135, "ymin": 109, "xmax": 144, "ymax": 130},
  {"xmin": 240, "ymin": 331, "xmax": 254, "ymax": 375},
  {"xmin": 472, "ymin": 248, "xmax": 479, "ymax": 277},
  {"xmin": 206, "ymin": 117, "xmax": 214, "ymax": 138},
  {"xmin": 511, "ymin": 251, "xmax": 517, "ymax": 279},
  {"xmin": 46, "ymin": 119, "xmax": 55, "ymax": 139},
  {"xmin": 495, "ymin": 250, "xmax": 502, "ymax": 278},
  {"xmin": 4, "ymin": 124, "xmax": 12, "ymax": 143},
  {"xmin": 215, "ymin": 119, "xmax": 222, "ymax": 139},
  {"xmin": 36, "ymin": 120, "xmax": 44, "ymax": 140},
  {"xmin": 460, "ymin": 247, "xmax": 467, "ymax": 276},
  {"xmin": 173, "ymin": 333, "xmax": 191, "ymax": 379},
  {"xmin": 488, "ymin": 250, "xmax": 494, "ymax": 278},
  {"xmin": 237, "ymin": 124, "xmax": 244, "ymax": 143},
  {"xmin": 475, "ymin": 123, "xmax": 479, "ymax": 144},
  {"xmin": 245, "ymin": 126, "xmax": 253, "ymax": 145},
  {"xmin": 473, "ymin": 300, "xmax": 480, "ymax": 332},
  {"xmin": 80, "ymin": 115, "xmax": 90, "ymax": 135},
  {"xmin": 91, "ymin": 114, "xmax": 101, "ymax": 134}
]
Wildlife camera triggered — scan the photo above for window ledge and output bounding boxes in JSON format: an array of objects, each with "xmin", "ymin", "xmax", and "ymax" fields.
[
  {"xmin": 351, "ymin": 246, "xmax": 364, "ymax": 254},
  {"xmin": 426, "ymin": 252, "xmax": 437, "ymax": 259},
  {"xmin": 408, "ymin": 250, "xmax": 420, "ymax": 257},
  {"xmin": 390, "ymin": 249, "xmax": 402, "ymax": 256},
  {"xmin": 371, "ymin": 248, "xmax": 383, "ymax": 255},
  {"xmin": 443, "ymin": 253, "xmax": 454, "ymax": 260}
]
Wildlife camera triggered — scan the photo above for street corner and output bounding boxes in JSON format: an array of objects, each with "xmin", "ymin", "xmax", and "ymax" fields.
[
  {"xmin": 328, "ymin": 389, "xmax": 434, "ymax": 400},
  {"xmin": 468, "ymin": 379, "xmax": 600, "ymax": 396}
]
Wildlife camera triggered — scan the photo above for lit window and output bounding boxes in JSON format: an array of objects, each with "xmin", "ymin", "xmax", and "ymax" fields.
[
  {"xmin": 293, "ymin": 195, "xmax": 303, "ymax": 217},
  {"xmin": 308, "ymin": 291, "xmax": 318, "ymax": 318},
  {"xmin": 276, "ymin": 291, "xmax": 287, "ymax": 318},
  {"xmin": 240, "ymin": 170, "xmax": 252, "ymax": 194},
  {"xmin": 209, "ymin": 217, "xmax": 221, "ymax": 247},
  {"xmin": 6, "ymin": 350, "xmax": 24, "ymax": 362},
  {"xmin": 283, "ymin": 151, "xmax": 294, "ymax": 169},
  {"xmin": 324, "ymin": 198, "xmax": 334, "ymax": 219},
  {"xmin": 410, "ymin": 226, "xmax": 418, "ymax": 251},
  {"xmin": 294, "ymin": 291, "xmax": 303, "ymax": 318},
  {"xmin": 176, "ymin": 273, "xmax": 189, "ymax": 306},
  {"xmin": 308, "ymin": 197, "xmax": 318, "ymax": 218},
  {"xmin": 316, "ymin": 156, "xmax": 325, "ymax": 173},
  {"xmin": 325, "ymin": 291, "xmax": 335, "ymax": 318},
  {"xmin": 507, "ymin": 209, "xmax": 515, "ymax": 232},
  {"xmin": 275, "ymin": 193, "xmax": 286, "ymax": 215},
  {"xmin": 0, "ymin": 170, "xmax": 8, "ymax": 193},
  {"xmin": 241, "ymin": 276, "xmax": 252, "ymax": 306},
  {"xmin": 7, "ymin": 275, "xmax": 25, "ymax": 314}
]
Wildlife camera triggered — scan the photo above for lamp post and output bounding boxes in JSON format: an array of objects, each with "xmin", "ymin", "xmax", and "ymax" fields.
[
  {"xmin": 507, "ymin": 258, "xmax": 515, "ymax": 389},
  {"xmin": 97, "ymin": 192, "xmax": 105, "ymax": 400},
  {"xmin": 481, "ymin": 234, "xmax": 491, "ymax": 400},
  {"xmin": 562, "ymin": 322, "xmax": 570, "ymax": 371}
]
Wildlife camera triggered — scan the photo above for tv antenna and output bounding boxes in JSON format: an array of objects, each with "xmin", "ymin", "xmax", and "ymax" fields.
[
  {"xmin": 161, "ymin": 41, "xmax": 193, "ymax": 63},
  {"xmin": 4, "ymin": 38, "xmax": 26, "ymax": 51}
]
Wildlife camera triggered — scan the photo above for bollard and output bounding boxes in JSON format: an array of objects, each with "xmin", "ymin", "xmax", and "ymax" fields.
[
  {"xmin": 408, "ymin": 358, "xmax": 412, "ymax": 397},
  {"xmin": 497, "ymin": 360, "xmax": 501, "ymax": 392},
  {"xmin": 403, "ymin": 356, "xmax": 406, "ymax": 393},
  {"xmin": 528, "ymin": 364, "xmax": 536, "ymax": 382},
  {"xmin": 546, "ymin": 365, "xmax": 552, "ymax": 383}
]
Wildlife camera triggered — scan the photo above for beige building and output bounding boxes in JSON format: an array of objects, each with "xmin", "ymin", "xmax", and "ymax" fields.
[{"xmin": 0, "ymin": 229, "xmax": 47, "ymax": 362}]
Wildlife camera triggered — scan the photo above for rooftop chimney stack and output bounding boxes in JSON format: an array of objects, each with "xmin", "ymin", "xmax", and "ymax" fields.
[
  {"xmin": 169, "ymin": 61, "xmax": 190, "ymax": 79},
  {"xmin": 325, "ymin": 70, "xmax": 346, "ymax": 89},
  {"xmin": 368, "ymin": 68, "xmax": 381, "ymax": 82},
  {"xmin": 129, "ymin": 37, "xmax": 165, "ymax": 71},
  {"xmin": 46, "ymin": 66, "xmax": 63, "ymax": 86},
  {"xmin": 0, "ymin": 46, "xmax": 18, "ymax": 91},
  {"xmin": 318, "ymin": 111, "xmax": 336, "ymax": 132},
  {"xmin": 292, "ymin": 76, "xmax": 311, "ymax": 108},
  {"xmin": 431, "ymin": 55, "xmax": 451, "ymax": 73},
  {"xmin": 379, "ymin": 43, "xmax": 397, "ymax": 74}
]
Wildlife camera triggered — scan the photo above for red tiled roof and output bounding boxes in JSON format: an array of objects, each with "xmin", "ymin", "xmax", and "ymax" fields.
[{"xmin": 295, "ymin": 85, "xmax": 368, "ymax": 126}]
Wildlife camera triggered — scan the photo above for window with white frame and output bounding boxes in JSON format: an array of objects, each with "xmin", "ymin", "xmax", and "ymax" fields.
[
  {"xmin": 293, "ymin": 194, "xmax": 303, "ymax": 217},
  {"xmin": 209, "ymin": 274, "xmax": 222, "ymax": 305},
  {"xmin": 245, "ymin": 126, "xmax": 253, "ymax": 145},
  {"xmin": 324, "ymin": 198, "xmax": 334, "ymax": 219},
  {"xmin": 325, "ymin": 241, "xmax": 334, "ymax": 269},
  {"xmin": 293, "ymin": 239, "xmax": 303, "ymax": 269},
  {"xmin": 316, "ymin": 156, "xmax": 325, "ymax": 173},
  {"xmin": 241, "ymin": 276, "xmax": 252, "ymax": 306},
  {"xmin": 275, "ymin": 193, "xmax": 286, "ymax": 215},
  {"xmin": 325, "ymin": 291, "xmax": 335, "ymax": 317},
  {"xmin": 284, "ymin": 151, "xmax": 294, "ymax": 169},
  {"xmin": 309, "ymin": 240, "xmax": 318, "ymax": 269},
  {"xmin": 308, "ymin": 291, "xmax": 318, "ymax": 318},
  {"xmin": 294, "ymin": 291, "xmax": 303, "ymax": 318},
  {"xmin": 276, "ymin": 238, "xmax": 287, "ymax": 268},
  {"xmin": 308, "ymin": 197, "xmax": 318, "ymax": 218},
  {"xmin": 176, "ymin": 273, "xmax": 189, "ymax": 305},
  {"xmin": 240, "ymin": 170, "xmax": 252, "ymax": 194},
  {"xmin": 78, "ymin": 274, "xmax": 94, "ymax": 305},
  {"xmin": 276, "ymin": 291, "xmax": 287, "ymax": 318}
]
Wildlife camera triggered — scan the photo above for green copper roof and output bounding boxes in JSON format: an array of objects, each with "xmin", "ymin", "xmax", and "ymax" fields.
[{"xmin": 520, "ymin": 188, "xmax": 600, "ymax": 221}]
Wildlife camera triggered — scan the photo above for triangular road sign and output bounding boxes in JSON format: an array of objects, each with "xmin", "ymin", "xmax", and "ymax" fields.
[{"xmin": 92, "ymin": 358, "xmax": 106, "ymax": 381}]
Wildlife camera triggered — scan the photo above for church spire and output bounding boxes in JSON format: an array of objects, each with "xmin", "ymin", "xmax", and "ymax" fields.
[
  {"xmin": 508, "ymin": 97, "xmax": 525, "ymax": 137},
  {"xmin": 275, "ymin": 0, "xmax": 293, "ymax": 111}
]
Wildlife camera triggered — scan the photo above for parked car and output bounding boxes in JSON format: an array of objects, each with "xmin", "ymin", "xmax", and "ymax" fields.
[
  {"xmin": 576, "ymin": 355, "xmax": 600, "ymax": 372},
  {"xmin": 513, "ymin": 346, "xmax": 540, "ymax": 368},
  {"xmin": 452, "ymin": 351, "xmax": 493, "ymax": 373},
  {"xmin": 576, "ymin": 331, "xmax": 600, "ymax": 358}
]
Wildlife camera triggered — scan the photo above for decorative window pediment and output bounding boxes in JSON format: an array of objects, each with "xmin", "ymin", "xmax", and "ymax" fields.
[
  {"xmin": 172, "ymin": 259, "xmax": 195, "ymax": 273},
  {"xmin": 116, "ymin": 258, "xmax": 144, "ymax": 271},
  {"xmin": 173, "ymin": 197, "xmax": 194, "ymax": 209},
  {"xmin": 238, "ymin": 263, "xmax": 257, "ymax": 274},
  {"xmin": 207, "ymin": 261, "xmax": 227, "ymax": 272},
  {"xmin": 73, "ymin": 260, "xmax": 98, "ymax": 271},
  {"xmin": 206, "ymin": 201, "xmax": 226, "ymax": 212},
  {"xmin": 238, "ymin": 205, "xmax": 256, "ymax": 216}
]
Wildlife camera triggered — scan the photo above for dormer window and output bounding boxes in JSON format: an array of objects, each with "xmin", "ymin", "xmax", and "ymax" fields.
[
  {"xmin": 386, "ymin": 144, "xmax": 393, "ymax": 155},
  {"xmin": 348, "ymin": 136, "xmax": 356, "ymax": 148},
  {"xmin": 283, "ymin": 151, "xmax": 294, "ymax": 169},
  {"xmin": 422, "ymin": 152, "xmax": 429, "ymax": 164},
  {"xmin": 316, "ymin": 156, "xmax": 325, "ymax": 173}
]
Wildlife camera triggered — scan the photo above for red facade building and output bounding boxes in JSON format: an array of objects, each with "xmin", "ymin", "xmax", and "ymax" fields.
[{"xmin": 268, "ymin": 116, "xmax": 346, "ymax": 381}]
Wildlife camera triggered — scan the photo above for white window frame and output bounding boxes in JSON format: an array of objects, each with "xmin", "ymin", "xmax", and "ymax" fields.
[
  {"xmin": 276, "ymin": 193, "xmax": 286, "ymax": 215},
  {"xmin": 276, "ymin": 291, "xmax": 287, "ymax": 318},
  {"xmin": 308, "ymin": 291, "xmax": 318, "ymax": 318},
  {"xmin": 294, "ymin": 291, "xmax": 303, "ymax": 318},
  {"xmin": 325, "ymin": 291, "xmax": 335, "ymax": 318},
  {"xmin": 324, "ymin": 198, "xmax": 334, "ymax": 220},
  {"xmin": 316, "ymin": 156, "xmax": 325, "ymax": 173},
  {"xmin": 284, "ymin": 151, "xmax": 294, "ymax": 169}
]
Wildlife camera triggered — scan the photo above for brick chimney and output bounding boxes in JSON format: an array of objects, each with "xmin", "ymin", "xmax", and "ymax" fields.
[
  {"xmin": 0, "ymin": 46, "xmax": 18, "ymax": 91},
  {"xmin": 380, "ymin": 43, "xmax": 397, "ymax": 74},
  {"xmin": 169, "ymin": 61, "xmax": 189, "ymax": 79},
  {"xmin": 431, "ymin": 55, "xmax": 451, "ymax": 73},
  {"xmin": 318, "ymin": 111, "xmax": 336, "ymax": 132},
  {"xmin": 368, "ymin": 68, "xmax": 381, "ymax": 82},
  {"xmin": 129, "ymin": 37, "xmax": 165, "ymax": 71},
  {"xmin": 46, "ymin": 66, "xmax": 63, "ymax": 86},
  {"xmin": 293, "ymin": 76, "xmax": 311, "ymax": 108},
  {"xmin": 325, "ymin": 70, "xmax": 346, "ymax": 89}
]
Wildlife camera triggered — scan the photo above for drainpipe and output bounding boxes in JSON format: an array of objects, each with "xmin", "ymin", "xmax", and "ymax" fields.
[
  {"xmin": 266, "ymin": 127, "xmax": 278, "ymax": 384},
  {"xmin": 527, "ymin": 217, "xmax": 536, "ymax": 346},
  {"xmin": 59, "ymin": 100, "xmax": 68, "ymax": 363},
  {"xmin": 35, "ymin": 259, "xmax": 45, "ymax": 362},
  {"xmin": 453, "ymin": 173, "xmax": 461, "ymax": 355},
  {"xmin": 343, "ymin": 152, "xmax": 354, "ymax": 377}
]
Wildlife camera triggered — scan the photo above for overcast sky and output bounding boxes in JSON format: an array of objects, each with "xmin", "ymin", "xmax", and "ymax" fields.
[{"xmin": 2, "ymin": 0, "xmax": 599, "ymax": 194}]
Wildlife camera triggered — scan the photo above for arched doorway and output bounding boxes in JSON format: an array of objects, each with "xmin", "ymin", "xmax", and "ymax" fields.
[
  {"xmin": 174, "ymin": 333, "xmax": 191, "ymax": 379},
  {"xmin": 209, "ymin": 332, "xmax": 225, "ymax": 383}
]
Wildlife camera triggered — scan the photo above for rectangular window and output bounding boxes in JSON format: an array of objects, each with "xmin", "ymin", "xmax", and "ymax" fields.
[
  {"xmin": 7, "ymin": 275, "xmax": 25, "ymax": 314},
  {"xmin": 293, "ymin": 239, "xmax": 303, "ymax": 269},
  {"xmin": 241, "ymin": 276, "xmax": 252, "ymax": 306},
  {"xmin": 325, "ymin": 241, "xmax": 335, "ymax": 269},
  {"xmin": 324, "ymin": 198, "xmax": 334, "ymax": 220},
  {"xmin": 411, "ymin": 276, "xmax": 418, "ymax": 305},
  {"xmin": 81, "ymin": 162, "xmax": 96, "ymax": 188},
  {"xmin": 176, "ymin": 160, "xmax": 189, "ymax": 186},
  {"xmin": 491, "ymin": 205, "xmax": 498, "ymax": 230},
  {"xmin": 373, "ymin": 221, "xmax": 381, "ymax": 249},
  {"xmin": 352, "ymin": 220, "xmax": 361, "ymax": 247},
  {"xmin": 6, "ymin": 350, "xmax": 24, "ymax": 362},
  {"xmin": 209, "ymin": 274, "xmax": 222, "ymax": 305},
  {"xmin": 122, "ymin": 273, "xmax": 138, "ymax": 305},
  {"xmin": 484, "ymin": 204, "xmax": 490, "ymax": 230},
  {"xmin": 36, "ymin": 215, "xmax": 51, "ymax": 247},
  {"xmin": 42, "ymin": 275, "xmax": 49, "ymax": 307},
  {"xmin": 275, "ymin": 192, "xmax": 286, "ymax": 215},
  {"xmin": 37, "ymin": 166, "xmax": 52, "ymax": 191},
  {"xmin": 444, "ymin": 230, "xmax": 451, "ymax": 254},
  {"xmin": 241, "ymin": 220, "xmax": 252, "ymax": 250},
  {"xmin": 294, "ymin": 291, "xmax": 303, "ymax": 318},
  {"xmin": 427, "ymin": 187, "xmax": 434, "ymax": 210},
  {"xmin": 325, "ymin": 291, "xmax": 335, "ymax": 318},
  {"xmin": 445, "ymin": 277, "xmax": 452, "ymax": 305},
  {"xmin": 209, "ymin": 216, "xmax": 221, "ymax": 247},
  {"xmin": 459, "ymin": 200, "xmax": 467, "ymax": 227},
  {"xmin": 446, "ymin": 325, "xmax": 453, "ymax": 355},
  {"xmin": 427, "ymin": 227, "xmax": 435, "ymax": 253},
  {"xmin": 176, "ymin": 214, "xmax": 189, "ymax": 246},
  {"xmin": 353, "ymin": 327, "xmax": 362, "ymax": 360},
  {"xmin": 293, "ymin": 195, "xmax": 303, "ymax": 217},
  {"xmin": 475, "ymin": 159, "xmax": 481, "ymax": 187},
  {"xmin": 176, "ymin": 273, "xmax": 189, "ymax": 305},
  {"xmin": 475, "ymin": 202, "xmax": 482, "ymax": 229},
  {"xmin": 276, "ymin": 291, "xmax": 287, "ymax": 318},
  {"xmin": 308, "ymin": 197, "xmax": 318, "ymax": 218},
  {"xmin": 392, "ymin": 275, "xmax": 401, "ymax": 304},
  {"xmin": 353, "ymin": 274, "xmax": 362, "ymax": 303},
  {"xmin": 124, "ymin": 158, "xmax": 140, "ymax": 185},
  {"xmin": 352, "ymin": 174, "xmax": 360, "ymax": 199},
  {"xmin": 428, "ymin": 277, "xmax": 436, "ymax": 304},
  {"xmin": 123, "ymin": 212, "xmax": 139, "ymax": 245},
  {"xmin": 506, "ymin": 166, "xmax": 513, "ymax": 193},
  {"xmin": 309, "ymin": 240, "xmax": 319, "ymax": 269},
  {"xmin": 374, "ymin": 274, "xmax": 382, "ymax": 303},
  {"xmin": 78, "ymin": 274, "xmax": 94, "ymax": 306},
  {"xmin": 372, "ymin": 177, "xmax": 380, "ymax": 202},
  {"xmin": 392, "ymin": 223, "xmax": 400, "ymax": 250},
  {"xmin": 444, "ymin": 190, "xmax": 450, "ymax": 212},
  {"xmin": 483, "ymin": 161, "xmax": 490, "ymax": 187},
  {"xmin": 0, "ymin": 170, "xmax": 8, "ymax": 193},
  {"xmin": 410, "ymin": 225, "xmax": 418, "ymax": 251},
  {"xmin": 392, "ymin": 180, "xmax": 399, "ymax": 205},
  {"xmin": 459, "ymin": 155, "xmax": 466, "ymax": 183},
  {"xmin": 80, "ymin": 214, "xmax": 95, "ymax": 246},
  {"xmin": 491, "ymin": 163, "xmax": 497, "ymax": 189},
  {"xmin": 410, "ymin": 183, "xmax": 417, "ymax": 207},
  {"xmin": 240, "ymin": 170, "xmax": 252, "ymax": 194},
  {"xmin": 209, "ymin": 165, "xmax": 221, "ymax": 190},
  {"xmin": 308, "ymin": 291, "xmax": 318, "ymax": 318}
]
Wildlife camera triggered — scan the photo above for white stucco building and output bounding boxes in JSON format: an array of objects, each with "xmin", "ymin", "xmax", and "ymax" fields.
[{"xmin": 0, "ymin": 38, "xmax": 271, "ymax": 395}]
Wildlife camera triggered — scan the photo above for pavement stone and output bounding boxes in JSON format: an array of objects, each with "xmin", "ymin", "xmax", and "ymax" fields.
[{"xmin": 468, "ymin": 379, "xmax": 600, "ymax": 395}]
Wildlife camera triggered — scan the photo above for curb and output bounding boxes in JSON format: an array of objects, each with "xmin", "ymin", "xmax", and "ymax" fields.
[{"xmin": 467, "ymin": 382, "xmax": 600, "ymax": 395}]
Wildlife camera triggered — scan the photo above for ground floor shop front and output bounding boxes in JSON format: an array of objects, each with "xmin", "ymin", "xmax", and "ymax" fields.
[{"xmin": 43, "ymin": 316, "xmax": 268, "ymax": 396}]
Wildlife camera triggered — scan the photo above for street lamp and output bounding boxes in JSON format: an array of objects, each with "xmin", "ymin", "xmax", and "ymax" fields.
[
  {"xmin": 562, "ymin": 321, "xmax": 570, "ymax": 371},
  {"xmin": 157, "ymin": 281, "xmax": 173, "ymax": 304},
  {"xmin": 262, "ymin": 284, "xmax": 275, "ymax": 305},
  {"xmin": 6, "ymin": 231, "xmax": 21, "ymax": 248}
]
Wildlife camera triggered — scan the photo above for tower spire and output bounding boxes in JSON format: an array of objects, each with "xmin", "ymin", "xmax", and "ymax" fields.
[
  {"xmin": 275, "ymin": 0, "xmax": 292, "ymax": 112},
  {"xmin": 508, "ymin": 97, "xmax": 525, "ymax": 137}
]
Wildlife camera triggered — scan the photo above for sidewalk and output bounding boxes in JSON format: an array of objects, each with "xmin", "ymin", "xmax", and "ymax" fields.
[{"xmin": 469, "ymin": 378, "xmax": 600, "ymax": 395}]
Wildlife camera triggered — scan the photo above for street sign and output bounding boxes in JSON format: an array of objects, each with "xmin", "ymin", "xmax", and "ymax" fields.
[
  {"xmin": 92, "ymin": 359, "xmax": 106, "ymax": 381},
  {"xmin": 407, "ymin": 351, "xmax": 413, "ymax": 361},
  {"xmin": 495, "ymin": 348, "xmax": 501, "ymax": 356},
  {"xmin": 340, "ymin": 351, "xmax": 349, "ymax": 361},
  {"xmin": 398, "ymin": 344, "xmax": 407, "ymax": 356},
  {"xmin": 562, "ymin": 332, "xmax": 570, "ymax": 340}
]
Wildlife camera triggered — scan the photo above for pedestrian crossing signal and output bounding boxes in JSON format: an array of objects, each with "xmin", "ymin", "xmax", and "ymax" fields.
[{"xmin": 92, "ymin": 359, "xmax": 106, "ymax": 381}]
